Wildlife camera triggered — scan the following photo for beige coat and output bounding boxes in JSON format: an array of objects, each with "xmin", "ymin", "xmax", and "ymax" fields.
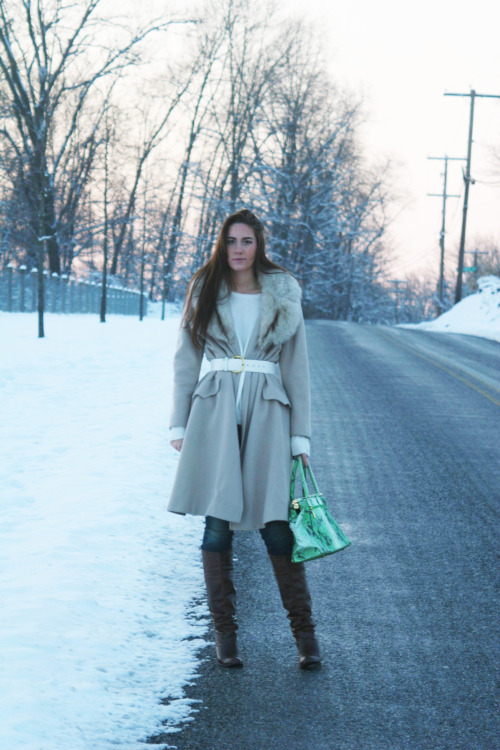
[{"xmin": 167, "ymin": 270, "xmax": 311, "ymax": 530}]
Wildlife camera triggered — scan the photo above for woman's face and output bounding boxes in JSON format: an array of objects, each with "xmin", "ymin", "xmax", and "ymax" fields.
[{"xmin": 226, "ymin": 223, "xmax": 257, "ymax": 274}]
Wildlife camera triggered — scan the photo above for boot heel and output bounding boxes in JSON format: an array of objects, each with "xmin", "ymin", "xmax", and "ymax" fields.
[
  {"xmin": 216, "ymin": 632, "xmax": 243, "ymax": 668},
  {"xmin": 296, "ymin": 632, "xmax": 322, "ymax": 670}
]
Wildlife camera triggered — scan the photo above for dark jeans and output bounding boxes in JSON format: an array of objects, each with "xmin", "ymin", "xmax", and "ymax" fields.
[{"xmin": 202, "ymin": 515, "xmax": 294, "ymax": 557}]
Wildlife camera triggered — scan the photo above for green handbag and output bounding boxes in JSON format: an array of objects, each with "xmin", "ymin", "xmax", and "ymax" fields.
[{"xmin": 289, "ymin": 457, "xmax": 351, "ymax": 563}]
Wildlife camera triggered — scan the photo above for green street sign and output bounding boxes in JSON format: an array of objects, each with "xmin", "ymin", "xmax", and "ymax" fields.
[{"xmin": 457, "ymin": 266, "xmax": 477, "ymax": 272}]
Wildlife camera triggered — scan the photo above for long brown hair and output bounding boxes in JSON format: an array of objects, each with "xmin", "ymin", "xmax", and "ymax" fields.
[{"xmin": 183, "ymin": 209, "xmax": 285, "ymax": 348}]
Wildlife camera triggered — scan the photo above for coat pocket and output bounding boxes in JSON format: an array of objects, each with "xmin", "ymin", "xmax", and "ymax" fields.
[
  {"xmin": 262, "ymin": 376, "xmax": 291, "ymax": 407},
  {"xmin": 192, "ymin": 373, "xmax": 221, "ymax": 400}
]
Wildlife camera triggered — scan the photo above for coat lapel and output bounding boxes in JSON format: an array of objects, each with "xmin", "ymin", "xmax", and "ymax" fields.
[
  {"xmin": 206, "ymin": 283, "xmax": 238, "ymax": 350},
  {"xmin": 205, "ymin": 271, "xmax": 302, "ymax": 352},
  {"xmin": 257, "ymin": 271, "xmax": 302, "ymax": 350}
]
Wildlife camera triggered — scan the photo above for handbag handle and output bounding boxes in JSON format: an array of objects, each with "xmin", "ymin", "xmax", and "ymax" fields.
[{"xmin": 290, "ymin": 456, "xmax": 321, "ymax": 501}]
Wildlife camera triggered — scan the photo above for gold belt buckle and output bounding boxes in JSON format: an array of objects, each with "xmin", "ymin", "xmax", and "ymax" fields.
[{"xmin": 231, "ymin": 355, "xmax": 245, "ymax": 373}]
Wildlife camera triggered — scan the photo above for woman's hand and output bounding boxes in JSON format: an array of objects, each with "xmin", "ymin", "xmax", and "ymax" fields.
[{"xmin": 170, "ymin": 439, "xmax": 183, "ymax": 452}]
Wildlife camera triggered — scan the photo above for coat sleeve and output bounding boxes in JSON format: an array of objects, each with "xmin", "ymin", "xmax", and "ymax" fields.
[
  {"xmin": 169, "ymin": 323, "xmax": 204, "ymax": 430},
  {"xmin": 279, "ymin": 313, "xmax": 311, "ymax": 440}
]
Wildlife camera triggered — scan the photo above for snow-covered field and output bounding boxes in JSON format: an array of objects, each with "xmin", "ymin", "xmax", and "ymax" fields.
[
  {"xmin": 0, "ymin": 311, "xmax": 208, "ymax": 750},
  {"xmin": 401, "ymin": 275, "xmax": 500, "ymax": 342}
]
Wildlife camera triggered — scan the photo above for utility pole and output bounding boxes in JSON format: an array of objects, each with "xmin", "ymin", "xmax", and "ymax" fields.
[
  {"xmin": 100, "ymin": 111, "xmax": 110, "ymax": 324},
  {"xmin": 427, "ymin": 155, "xmax": 464, "ymax": 314},
  {"xmin": 444, "ymin": 89, "xmax": 500, "ymax": 304},
  {"xmin": 139, "ymin": 183, "xmax": 147, "ymax": 322},
  {"xmin": 388, "ymin": 280, "xmax": 408, "ymax": 324}
]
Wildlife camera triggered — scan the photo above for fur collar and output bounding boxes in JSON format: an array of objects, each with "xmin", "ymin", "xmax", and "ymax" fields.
[{"xmin": 205, "ymin": 271, "xmax": 303, "ymax": 350}]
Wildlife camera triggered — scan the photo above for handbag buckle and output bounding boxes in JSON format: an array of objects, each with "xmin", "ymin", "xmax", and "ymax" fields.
[
  {"xmin": 292, "ymin": 500, "xmax": 300, "ymax": 510},
  {"xmin": 306, "ymin": 498, "xmax": 316, "ymax": 518},
  {"xmin": 230, "ymin": 355, "xmax": 245, "ymax": 373}
]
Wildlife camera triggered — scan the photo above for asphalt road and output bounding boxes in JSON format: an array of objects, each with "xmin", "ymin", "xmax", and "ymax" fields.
[{"xmin": 150, "ymin": 323, "xmax": 500, "ymax": 750}]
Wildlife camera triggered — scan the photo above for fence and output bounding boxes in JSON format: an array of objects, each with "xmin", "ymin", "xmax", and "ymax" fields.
[{"xmin": 0, "ymin": 265, "xmax": 147, "ymax": 316}]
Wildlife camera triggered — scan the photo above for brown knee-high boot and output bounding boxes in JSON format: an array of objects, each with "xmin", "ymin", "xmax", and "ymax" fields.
[
  {"xmin": 269, "ymin": 554, "xmax": 322, "ymax": 670},
  {"xmin": 202, "ymin": 549, "xmax": 243, "ymax": 668}
]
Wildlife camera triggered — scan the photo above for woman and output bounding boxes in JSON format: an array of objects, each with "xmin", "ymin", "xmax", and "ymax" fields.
[{"xmin": 168, "ymin": 209, "xmax": 321, "ymax": 670}]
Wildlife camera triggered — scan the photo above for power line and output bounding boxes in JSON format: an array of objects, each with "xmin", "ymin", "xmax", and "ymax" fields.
[{"xmin": 390, "ymin": 241, "xmax": 440, "ymax": 276}]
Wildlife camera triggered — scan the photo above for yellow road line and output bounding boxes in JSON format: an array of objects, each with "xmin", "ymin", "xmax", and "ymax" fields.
[{"xmin": 376, "ymin": 329, "xmax": 500, "ymax": 408}]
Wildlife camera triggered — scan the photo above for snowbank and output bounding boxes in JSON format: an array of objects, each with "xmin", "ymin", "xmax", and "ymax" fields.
[
  {"xmin": 0, "ymin": 312, "xmax": 207, "ymax": 750},
  {"xmin": 401, "ymin": 275, "xmax": 500, "ymax": 342}
]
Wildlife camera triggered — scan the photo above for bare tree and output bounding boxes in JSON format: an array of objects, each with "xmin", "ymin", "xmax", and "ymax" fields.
[
  {"xmin": 156, "ymin": 2, "xmax": 394, "ymax": 320},
  {"xmin": 0, "ymin": 0, "xmax": 396, "ymax": 328},
  {"xmin": 0, "ymin": 0, "xmax": 190, "ymax": 334},
  {"xmin": 161, "ymin": 23, "xmax": 226, "ymax": 299},
  {"xmin": 108, "ymin": 85, "xmax": 193, "ymax": 277}
]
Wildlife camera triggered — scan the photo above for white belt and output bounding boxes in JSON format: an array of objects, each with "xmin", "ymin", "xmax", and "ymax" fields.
[{"xmin": 209, "ymin": 356, "xmax": 277, "ymax": 375}]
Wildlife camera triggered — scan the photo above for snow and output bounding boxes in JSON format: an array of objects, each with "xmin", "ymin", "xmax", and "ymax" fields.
[
  {"xmin": 0, "ymin": 311, "xmax": 208, "ymax": 750},
  {"xmin": 401, "ymin": 275, "xmax": 500, "ymax": 342}
]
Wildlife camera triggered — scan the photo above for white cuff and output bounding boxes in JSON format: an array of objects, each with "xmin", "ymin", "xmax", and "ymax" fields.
[
  {"xmin": 291, "ymin": 435, "xmax": 310, "ymax": 457},
  {"xmin": 169, "ymin": 426, "xmax": 186, "ymax": 441}
]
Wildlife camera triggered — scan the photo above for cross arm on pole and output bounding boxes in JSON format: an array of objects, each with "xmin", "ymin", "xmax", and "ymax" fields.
[
  {"xmin": 427, "ymin": 156, "xmax": 467, "ymax": 161},
  {"xmin": 444, "ymin": 92, "xmax": 500, "ymax": 99}
]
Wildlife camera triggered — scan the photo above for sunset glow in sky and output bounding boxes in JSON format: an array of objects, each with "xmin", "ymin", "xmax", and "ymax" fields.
[{"xmin": 283, "ymin": 0, "xmax": 500, "ymax": 280}]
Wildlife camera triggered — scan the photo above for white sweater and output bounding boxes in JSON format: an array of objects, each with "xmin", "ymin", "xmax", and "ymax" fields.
[{"xmin": 170, "ymin": 291, "xmax": 310, "ymax": 457}]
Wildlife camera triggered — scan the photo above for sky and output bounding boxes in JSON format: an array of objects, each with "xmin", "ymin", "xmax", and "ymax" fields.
[
  {"xmin": 283, "ymin": 0, "xmax": 500, "ymax": 281},
  {"xmin": 109, "ymin": 0, "xmax": 500, "ymax": 284}
]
